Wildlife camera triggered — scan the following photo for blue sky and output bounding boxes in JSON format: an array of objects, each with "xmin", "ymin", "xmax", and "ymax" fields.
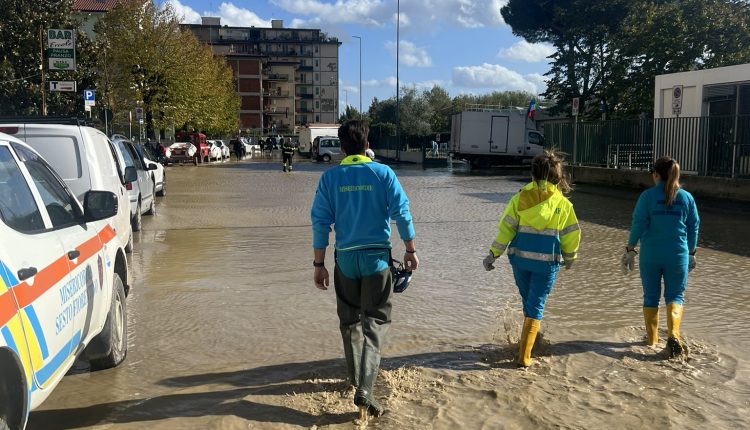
[{"xmin": 166, "ymin": 0, "xmax": 553, "ymax": 114}]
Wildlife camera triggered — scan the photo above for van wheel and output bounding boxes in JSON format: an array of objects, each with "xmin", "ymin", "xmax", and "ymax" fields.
[
  {"xmin": 132, "ymin": 201, "xmax": 142, "ymax": 232},
  {"xmin": 124, "ymin": 228, "xmax": 133, "ymax": 253},
  {"xmin": 87, "ymin": 274, "xmax": 128, "ymax": 370},
  {"xmin": 157, "ymin": 175, "xmax": 166, "ymax": 196},
  {"xmin": 322, "ymin": 154, "xmax": 331, "ymax": 162}
]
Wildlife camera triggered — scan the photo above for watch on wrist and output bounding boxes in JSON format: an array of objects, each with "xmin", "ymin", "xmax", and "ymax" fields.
[
  {"xmin": 313, "ymin": 260, "xmax": 325, "ymax": 267},
  {"xmin": 405, "ymin": 249, "xmax": 416, "ymax": 254}
]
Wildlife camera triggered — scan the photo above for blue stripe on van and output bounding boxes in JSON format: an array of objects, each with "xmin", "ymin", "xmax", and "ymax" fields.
[
  {"xmin": 24, "ymin": 306, "xmax": 49, "ymax": 359},
  {"xmin": 36, "ymin": 331, "xmax": 81, "ymax": 386}
]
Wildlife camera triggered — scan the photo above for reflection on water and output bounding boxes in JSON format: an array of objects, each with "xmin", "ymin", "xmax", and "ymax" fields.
[{"xmin": 29, "ymin": 161, "xmax": 750, "ymax": 429}]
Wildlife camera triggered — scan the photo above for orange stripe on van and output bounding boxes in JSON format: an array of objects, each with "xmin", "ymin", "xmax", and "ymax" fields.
[{"xmin": 0, "ymin": 292, "xmax": 17, "ymax": 328}]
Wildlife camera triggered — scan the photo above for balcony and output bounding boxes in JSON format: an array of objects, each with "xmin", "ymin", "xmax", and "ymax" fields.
[
  {"xmin": 296, "ymin": 107, "xmax": 314, "ymax": 113},
  {"xmin": 264, "ymin": 90, "xmax": 290, "ymax": 98},
  {"xmin": 262, "ymin": 73, "xmax": 290, "ymax": 81},
  {"xmin": 297, "ymin": 92, "xmax": 313, "ymax": 99},
  {"xmin": 263, "ymin": 106, "xmax": 291, "ymax": 115},
  {"xmin": 298, "ymin": 65, "xmax": 313, "ymax": 71}
]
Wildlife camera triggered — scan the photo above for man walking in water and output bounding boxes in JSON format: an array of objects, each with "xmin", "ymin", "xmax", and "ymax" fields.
[
  {"xmin": 282, "ymin": 137, "xmax": 295, "ymax": 172},
  {"xmin": 311, "ymin": 120, "xmax": 419, "ymax": 422}
]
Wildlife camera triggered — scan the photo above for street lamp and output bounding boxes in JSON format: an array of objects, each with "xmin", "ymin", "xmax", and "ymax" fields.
[{"xmin": 352, "ymin": 35, "xmax": 362, "ymax": 118}]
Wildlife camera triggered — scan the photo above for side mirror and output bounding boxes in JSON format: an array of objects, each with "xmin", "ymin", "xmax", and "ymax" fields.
[
  {"xmin": 124, "ymin": 166, "xmax": 137, "ymax": 183},
  {"xmin": 83, "ymin": 190, "xmax": 118, "ymax": 222},
  {"xmin": 147, "ymin": 163, "xmax": 158, "ymax": 171}
]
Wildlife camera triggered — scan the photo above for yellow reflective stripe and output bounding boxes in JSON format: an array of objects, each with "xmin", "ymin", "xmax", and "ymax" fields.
[
  {"xmin": 19, "ymin": 312, "xmax": 44, "ymax": 370},
  {"xmin": 340, "ymin": 155, "xmax": 373, "ymax": 165},
  {"xmin": 503, "ymin": 215, "xmax": 518, "ymax": 229},
  {"xmin": 508, "ymin": 248, "xmax": 562, "ymax": 262},
  {"xmin": 517, "ymin": 226, "xmax": 559, "ymax": 236},
  {"xmin": 560, "ymin": 223, "xmax": 581, "ymax": 236}
]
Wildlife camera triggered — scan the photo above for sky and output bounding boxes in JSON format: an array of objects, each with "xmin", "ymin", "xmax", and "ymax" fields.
[{"xmin": 165, "ymin": 0, "xmax": 554, "ymax": 114}]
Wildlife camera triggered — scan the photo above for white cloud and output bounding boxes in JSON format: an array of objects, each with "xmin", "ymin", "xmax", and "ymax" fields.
[
  {"xmin": 363, "ymin": 76, "xmax": 398, "ymax": 88},
  {"xmin": 452, "ymin": 63, "xmax": 546, "ymax": 93},
  {"xmin": 272, "ymin": 0, "xmax": 506, "ymax": 29},
  {"xmin": 342, "ymin": 85, "xmax": 359, "ymax": 94},
  {"xmin": 393, "ymin": 12, "xmax": 410, "ymax": 27},
  {"xmin": 385, "ymin": 40, "xmax": 432, "ymax": 67},
  {"xmin": 215, "ymin": 2, "xmax": 272, "ymax": 27},
  {"xmin": 166, "ymin": 0, "xmax": 201, "ymax": 24},
  {"xmin": 498, "ymin": 40, "xmax": 555, "ymax": 62}
]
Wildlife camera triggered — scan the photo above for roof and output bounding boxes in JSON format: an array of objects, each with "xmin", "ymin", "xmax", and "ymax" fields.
[{"xmin": 72, "ymin": 0, "xmax": 119, "ymax": 12}]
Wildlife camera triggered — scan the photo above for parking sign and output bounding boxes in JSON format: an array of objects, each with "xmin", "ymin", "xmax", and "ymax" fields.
[
  {"xmin": 672, "ymin": 85, "xmax": 683, "ymax": 116},
  {"xmin": 84, "ymin": 89, "xmax": 95, "ymax": 107}
]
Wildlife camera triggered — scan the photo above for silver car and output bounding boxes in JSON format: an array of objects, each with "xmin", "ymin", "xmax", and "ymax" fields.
[
  {"xmin": 114, "ymin": 138, "xmax": 156, "ymax": 232},
  {"xmin": 312, "ymin": 136, "xmax": 344, "ymax": 162}
]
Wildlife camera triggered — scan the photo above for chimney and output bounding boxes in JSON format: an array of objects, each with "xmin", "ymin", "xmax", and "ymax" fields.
[
  {"xmin": 271, "ymin": 20, "xmax": 283, "ymax": 28},
  {"xmin": 202, "ymin": 17, "xmax": 221, "ymax": 26}
]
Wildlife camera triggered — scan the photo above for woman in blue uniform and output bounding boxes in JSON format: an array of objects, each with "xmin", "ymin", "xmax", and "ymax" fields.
[{"xmin": 622, "ymin": 156, "xmax": 700, "ymax": 358}]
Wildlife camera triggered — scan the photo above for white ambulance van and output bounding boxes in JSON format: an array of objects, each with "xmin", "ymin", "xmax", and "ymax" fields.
[{"xmin": 0, "ymin": 133, "xmax": 129, "ymax": 430}]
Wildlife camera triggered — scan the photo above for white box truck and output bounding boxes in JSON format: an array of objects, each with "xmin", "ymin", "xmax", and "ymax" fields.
[
  {"xmin": 298, "ymin": 124, "xmax": 340, "ymax": 157},
  {"xmin": 450, "ymin": 109, "xmax": 545, "ymax": 167}
]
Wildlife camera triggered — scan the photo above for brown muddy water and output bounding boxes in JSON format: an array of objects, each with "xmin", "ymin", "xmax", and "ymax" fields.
[{"xmin": 29, "ymin": 158, "xmax": 750, "ymax": 429}]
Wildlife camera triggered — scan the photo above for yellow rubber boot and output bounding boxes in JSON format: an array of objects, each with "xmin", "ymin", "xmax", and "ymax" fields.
[
  {"xmin": 643, "ymin": 307, "xmax": 659, "ymax": 346},
  {"xmin": 666, "ymin": 303, "xmax": 685, "ymax": 358},
  {"xmin": 517, "ymin": 317, "xmax": 541, "ymax": 367}
]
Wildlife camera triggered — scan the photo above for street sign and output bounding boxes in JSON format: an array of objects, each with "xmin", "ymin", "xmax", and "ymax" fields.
[
  {"xmin": 84, "ymin": 89, "xmax": 95, "ymax": 107},
  {"xmin": 85, "ymin": 105, "xmax": 91, "ymax": 112},
  {"xmin": 49, "ymin": 81, "xmax": 76, "ymax": 92},
  {"xmin": 435, "ymin": 133, "xmax": 440, "ymax": 142},
  {"xmin": 672, "ymin": 85, "xmax": 683, "ymax": 116},
  {"xmin": 572, "ymin": 97, "xmax": 580, "ymax": 116},
  {"xmin": 135, "ymin": 107, "xmax": 144, "ymax": 120},
  {"xmin": 47, "ymin": 29, "xmax": 76, "ymax": 71}
]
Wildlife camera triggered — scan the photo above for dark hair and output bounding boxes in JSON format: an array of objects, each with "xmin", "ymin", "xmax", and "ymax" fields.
[
  {"xmin": 531, "ymin": 150, "xmax": 571, "ymax": 193},
  {"xmin": 653, "ymin": 156, "xmax": 680, "ymax": 207},
  {"xmin": 338, "ymin": 120, "xmax": 369, "ymax": 155}
]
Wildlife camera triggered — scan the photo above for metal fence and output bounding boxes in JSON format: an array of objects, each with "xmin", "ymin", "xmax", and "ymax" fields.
[{"xmin": 544, "ymin": 115, "xmax": 750, "ymax": 178}]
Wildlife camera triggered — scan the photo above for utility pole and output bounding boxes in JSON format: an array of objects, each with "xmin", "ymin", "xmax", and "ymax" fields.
[
  {"xmin": 39, "ymin": 27, "xmax": 47, "ymax": 116},
  {"xmin": 396, "ymin": 0, "xmax": 400, "ymax": 160},
  {"xmin": 352, "ymin": 36, "xmax": 362, "ymax": 118}
]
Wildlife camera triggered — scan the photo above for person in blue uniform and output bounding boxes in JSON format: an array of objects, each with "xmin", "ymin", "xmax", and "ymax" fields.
[
  {"xmin": 483, "ymin": 151, "xmax": 581, "ymax": 368},
  {"xmin": 622, "ymin": 156, "xmax": 700, "ymax": 358},
  {"xmin": 311, "ymin": 120, "xmax": 419, "ymax": 421}
]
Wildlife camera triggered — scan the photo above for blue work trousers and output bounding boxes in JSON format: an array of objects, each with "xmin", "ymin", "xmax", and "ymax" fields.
[
  {"xmin": 639, "ymin": 260, "xmax": 688, "ymax": 307},
  {"xmin": 512, "ymin": 265, "xmax": 558, "ymax": 320}
]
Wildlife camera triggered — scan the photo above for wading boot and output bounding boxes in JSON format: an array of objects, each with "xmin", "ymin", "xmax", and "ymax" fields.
[
  {"xmin": 341, "ymin": 322, "xmax": 363, "ymax": 388},
  {"xmin": 353, "ymin": 346, "xmax": 385, "ymax": 419},
  {"xmin": 517, "ymin": 317, "xmax": 541, "ymax": 368},
  {"xmin": 643, "ymin": 307, "xmax": 660, "ymax": 346},
  {"xmin": 666, "ymin": 303, "xmax": 685, "ymax": 358}
]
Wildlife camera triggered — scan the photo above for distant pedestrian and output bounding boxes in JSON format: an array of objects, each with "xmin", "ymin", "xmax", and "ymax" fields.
[
  {"xmin": 311, "ymin": 120, "xmax": 418, "ymax": 422},
  {"xmin": 231, "ymin": 139, "xmax": 244, "ymax": 161},
  {"xmin": 431, "ymin": 140, "xmax": 439, "ymax": 157},
  {"xmin": 622, "ymin": 156, "xmax": 699, "ymax": 358},
  {"xmin": 483, "ymin": 150, "xmax": 581, "ymax": 368},
  {"xmin": 282, "ymin": 137, "xmax": 295, "ymax": 172}
]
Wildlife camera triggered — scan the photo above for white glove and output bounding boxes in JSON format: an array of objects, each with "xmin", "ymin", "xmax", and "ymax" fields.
[
  {"xmin": 483, "ymin": 253, "xmax": 497, "ymax": 271},
  {"xmin": 688, "ymin": 255, "xmax": 696, "ymax": 272},
  {"xmin": 621, "ymin": 249, "xmax": 637, "ymax": 275}
]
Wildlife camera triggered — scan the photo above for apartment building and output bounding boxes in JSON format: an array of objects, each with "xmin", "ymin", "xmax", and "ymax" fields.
[{"xmin": 183, "ymin": 18, "xmax": 341, "ymax": 134}]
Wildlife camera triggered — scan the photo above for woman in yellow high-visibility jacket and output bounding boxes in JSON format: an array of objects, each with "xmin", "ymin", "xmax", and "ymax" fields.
[{"xmin": 483, "ymin": 151, "xmax": 581, "ymax": 367}]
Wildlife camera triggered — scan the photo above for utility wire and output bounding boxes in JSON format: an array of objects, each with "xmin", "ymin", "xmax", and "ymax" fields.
[{"xmin": 0, "ymin": 73, "xmax": 42, "ymax": 84}]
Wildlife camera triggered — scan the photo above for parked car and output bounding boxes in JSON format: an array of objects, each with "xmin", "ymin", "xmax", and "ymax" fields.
[
  {"xmin": 207, "ymin": 140, "xmax": 224, "ymax": 161},
  {"xmin": 0, "ymin": 133, "xmax": 129, "ymax": 430},
  {"xmin": 134, "ymin": 144, "xmax": 166, "ymax": 197},
  {"xmin": 113, "ymin": 138, "xmax": 155, "ymax": 232},
  {"xmin": 167, "ymin": 141, "xmax": 197, "ymax": 165},
  {"xmin": 241, "ymin": 137, "xmax": 257, "ymax": 155},
  {"xmin": 0, "ymin": 120, "xmax": 134, "ymax": 253},
  {"xmin": 216, "ymin": 140, "xmax": 231, "ymax": 160},
  {"xmin": 312, "ymin": 136, "xmax": 344, "ymax": 162},
  {"xmin": 176, "ymin": 131, "xmax": 209, "ymax": 163}
]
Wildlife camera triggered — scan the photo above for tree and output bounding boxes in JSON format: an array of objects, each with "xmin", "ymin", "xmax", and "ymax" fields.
[
  {"xmin": 339, "ymin": 105, "xmax": 365, "ymax": 123},
  {"xmin": 0, "ymin": 0, "xmax": 97, "ymax": 116},
  {"xmin": 425, "ymin": 86, "xmax": 452, "ymax": 132}
]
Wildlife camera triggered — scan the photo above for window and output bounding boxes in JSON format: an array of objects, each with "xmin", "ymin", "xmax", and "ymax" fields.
[
  {"xmin": 315, "ymin": 46, "xmax": 318, "ymax": 53},
  {"xmin": 125, "ymin": 143, "xmax": 144, "ymax": 170},
  {"xmin": 315, "ymin": 101, "xmax": 320, "ymax": 109},
  {"xmin": 316, "ymin": 115, "xmax": 320, "ymax": 122},
  {"xmin": 0, "ymin": 147, "xmax": 45, "ymax": 232},
  {"xmin": 315, "ymin": 87, "xmax": 319, "ymax": 95},
  {"xmin": 528, "ymin": 132, "xmax": 544, "ymax": 146},
  {"xmin": 116, "ymin": 141, "xmax": 136, "ymax": 168},
  {"xmin": 314, "ymin": 60, "xmax": 318, "ymax": 67},
  {"xmin": 14, "ymin": 144, "xmax": 77, "ymax": 228},
  {"xmin": 23, "ymin": 135, "xmax": 82, "ymax": 181},
  {"xmin": 315, "ymin": 73, "xmax": 319, "ymax": 82}
]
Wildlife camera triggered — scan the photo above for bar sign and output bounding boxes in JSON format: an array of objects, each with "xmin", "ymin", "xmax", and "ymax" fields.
[{"xmin": 50, "ymin": 81, "xmax": 76, "ymax": 92}]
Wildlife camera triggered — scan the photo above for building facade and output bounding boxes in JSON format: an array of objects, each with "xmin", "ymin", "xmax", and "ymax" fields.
[{"xmin": 183, "ymin": 18, "xmax": 341, "ymax": 134}]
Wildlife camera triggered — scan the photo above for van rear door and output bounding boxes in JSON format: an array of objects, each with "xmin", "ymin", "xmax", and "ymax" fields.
[{"xmin": 489, "ymin": 116, "xmax": 509, "ymax": 153}]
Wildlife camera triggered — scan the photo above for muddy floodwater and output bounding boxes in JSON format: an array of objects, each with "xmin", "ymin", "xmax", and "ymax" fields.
[{"xmin": 29, "ymin": 158, "xmax": 750, "ymax": 429}]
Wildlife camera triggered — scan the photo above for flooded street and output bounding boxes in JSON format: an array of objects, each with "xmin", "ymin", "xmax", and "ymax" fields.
[{"xmin": 29, "ymin": 159, "xmax": 750, "ymax": 429}]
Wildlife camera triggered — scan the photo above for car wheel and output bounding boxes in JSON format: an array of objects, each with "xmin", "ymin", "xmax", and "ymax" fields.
[
  {"xmin": 157, "ymin": 175, "xmax": 166, "ymax": 196},
  {"xmin": 145, "ymin": 189, "xmax": 155, "ymax": 215},
  {"xmin": 124, "ymin": 227, "xmax": 133, "ymax": 253},
  {"xmin": 87, "ymin": 273, "xmax": 128, "ymax": 370},
  {"xmin": 0, "ymin": 417, "xmax": 9, "ymax": 430},
  {"xmin": 132, "ymin": 201, "xmax": 142, "ymax": 232},
  {"xmin": 322, "ymin": 154, "xmax": 331, "ymax": 162}
]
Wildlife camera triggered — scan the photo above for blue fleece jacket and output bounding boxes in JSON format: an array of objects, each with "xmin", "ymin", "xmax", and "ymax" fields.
[{"xmin": 311, "ymin": 155, "xmax": 415, "ymax": 251}]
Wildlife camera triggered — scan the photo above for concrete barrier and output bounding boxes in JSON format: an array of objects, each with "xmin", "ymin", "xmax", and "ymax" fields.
[
  {"xmin": 571, "ymin": 166, "xmax": 750, "ymax": 202},
  {"xmin": 374, "ymin": 149, "xmax": 422, "ymax": 163}
]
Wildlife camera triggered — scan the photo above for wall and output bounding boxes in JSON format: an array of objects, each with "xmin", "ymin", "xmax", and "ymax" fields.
[
  {"xmin": 571, "ymin": 166, "xmax": 750, "ymax": 202},
  {"xmin": 374, "ymin": 149, "xmax": 423, "ymax": 164}
]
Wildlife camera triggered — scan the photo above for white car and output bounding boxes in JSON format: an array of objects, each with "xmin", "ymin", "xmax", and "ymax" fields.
[
  {"xmin": 113, "ymin": 139, "xmax": 156, "ymax": 232},
  {"xmin": 217, "ymin": 140, "xmax": 231, "ymax": 160},
  {"xmin": 167, "ymin": 142, "xmax": 197, "ymax": 165},
  {"xmin": 0, "ymin": 121, "xmax": 135, "ymax": 253},
  {"xmin": 207, "ymin": 140, "xmax": 224, "ymax": 161},
  {"xmin": 0, "ymin": 133, "xmax": 129, "ymax": 430},
  {"xmin": 134, "ymin": 144, "xmax": 166, "ymax": 197}
]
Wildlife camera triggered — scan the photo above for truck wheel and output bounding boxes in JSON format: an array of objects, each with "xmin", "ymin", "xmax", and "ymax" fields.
[
  {"xmin": 87, "ymin": 274, "xmax": 128, "ymax": 370},
  {"xmin": 132, "ymin": 201, "xmax": 142, "ymax": 232},
  {"xmin": 323, "ymin": 154, "xmax": 331, "ymax": 162}
]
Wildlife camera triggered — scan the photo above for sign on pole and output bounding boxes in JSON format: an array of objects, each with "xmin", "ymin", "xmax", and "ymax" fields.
[
  {"xmin": 49, "ymin": 81, "xmax": 76, "ymax": 92},
  {"xmin": 135, "ymin": 107, "xmax": 144, "ymax": 120},
  {"xmin": 572, "ymin": 97, "xmax": 580, "ymax": 116},
  {"xmin": 47, "ymin": 29, "xmax": 76, "ymax": 71},
  {"xmin": 84, "ymin": 89, "xmax": 95, "ymax": 107},
  {"xmin": 672, "ymin": 85, "xmax": 683, "ymax": 116}
]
